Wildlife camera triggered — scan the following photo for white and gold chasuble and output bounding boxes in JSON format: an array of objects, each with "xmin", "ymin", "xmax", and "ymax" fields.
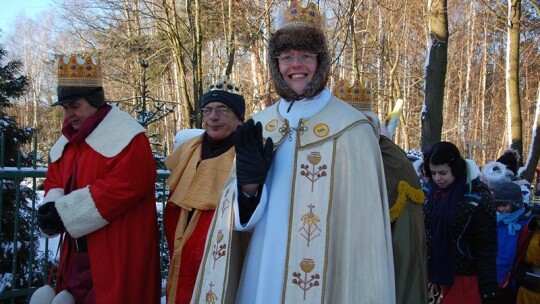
[{"xmin": 192, "ymin": 90, "xmax": 396, "ymax": 304}]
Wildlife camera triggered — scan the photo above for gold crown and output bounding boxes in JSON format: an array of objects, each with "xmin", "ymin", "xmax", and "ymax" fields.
[
  {"xmin": 57, "ymin": 54, "xmax": 102, "ymax": 87},
  {"xmin": 278, "ymin": 1, "xmax": 323, "ymax": 30},
  {"xmin": 333, "ymin": 79, "xmax": 372, "ymax": 112},
  {"xmin": 204, "ymin": 76, "xmax": 242, "ymax": 95}
]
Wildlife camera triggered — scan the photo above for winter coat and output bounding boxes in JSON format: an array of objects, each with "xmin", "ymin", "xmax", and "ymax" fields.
[
  {"xmin": 496, "ymin": 208, "xmax": 530, "ymax": 285},
  {"xmin": 424, "ymin": 164, "xmax": 498, "ymax": 299}
]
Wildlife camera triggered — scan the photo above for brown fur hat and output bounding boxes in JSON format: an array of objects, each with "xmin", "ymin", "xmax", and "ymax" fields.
[{"xmin": 268, "ymin": 25, "xmax": 330, "ymax": 101}]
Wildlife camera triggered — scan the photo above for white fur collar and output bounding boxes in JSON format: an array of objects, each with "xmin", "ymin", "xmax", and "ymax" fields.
[{"xmin": 49, "ymin": 106, "xmax": 146, "ymax": 162}]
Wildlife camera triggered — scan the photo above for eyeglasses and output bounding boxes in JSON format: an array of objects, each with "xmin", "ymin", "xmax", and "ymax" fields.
[
  {"xmin": 200, "ymin": 106, "xmax": 230, "ymax": 117},
  {"xmin": 276, "ymin": 54, "xmax": 318, "ymax": 65}
]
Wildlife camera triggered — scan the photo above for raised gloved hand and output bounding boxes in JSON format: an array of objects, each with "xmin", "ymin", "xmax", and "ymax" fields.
[
  {"xmin": 37, "ymin": 201, "xmax": 65, "ymax": 236},
  {"xmin": 235, "ymin": 119, "xmax": 274, "ymax": 186}
]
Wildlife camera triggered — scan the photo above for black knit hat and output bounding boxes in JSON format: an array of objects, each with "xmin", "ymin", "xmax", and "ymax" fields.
[
  {"xmin": 53, "ymin": 54, "xmax": 106, "ymax": 108},
  {"xmin": 201, "ymin": 77, "xmax": 245, "ymax": 121},
  {"xmin": 268, "ymin": 1, "xmax": 329, "ymax": 101},
  {"xmin": 496, "ymin": 149, "xmax": 519, "ymax": 176},
  {"xmin": 492, "ymin": 182, "xmax": 523, "ymax": 209}
]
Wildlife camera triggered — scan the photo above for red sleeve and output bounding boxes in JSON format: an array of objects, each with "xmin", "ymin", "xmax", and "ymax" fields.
[{"xmin": 89, "ymin": 133, "xmax": 157, "ymax": 221}]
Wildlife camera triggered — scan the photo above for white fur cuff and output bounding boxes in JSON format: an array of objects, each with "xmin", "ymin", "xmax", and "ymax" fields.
[
  {"xmin": 42, "ymin": 188, "xmax": 64, "ymax": 205},
  {"xmin": 55, "ymin": 186, "xmax": 109, "ymax": 238}
]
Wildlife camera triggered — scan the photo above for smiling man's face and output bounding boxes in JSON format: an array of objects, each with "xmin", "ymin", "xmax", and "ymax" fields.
[{"xmin": 277, "ymin": 50, "xmax": 318, "ymax": 96}]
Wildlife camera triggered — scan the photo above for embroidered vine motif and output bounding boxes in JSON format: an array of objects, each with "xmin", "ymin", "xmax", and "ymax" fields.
[
  {"xmin": 205, "ymin": 282, "xmax": 218, "ymax": 304},
  {"xmin": 300, "ymin": 152, "xmax": 327, "ymax": 191},
  {"xmin": 299, "ymin": 203, "xmax": 321, "ymax": 247},
  {"xmin": 212, "ymin": 230, "xmax": 226, "ymax": 269},
  {"xmin": 221, "ymin": 188, "xmax": 231, "ymax": 218},
  {"xmin": 292, "ymin": 258, "xmax": 320, "ymax": 300}
]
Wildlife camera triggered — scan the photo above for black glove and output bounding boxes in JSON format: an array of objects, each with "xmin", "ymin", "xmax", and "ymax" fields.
[
  {"xmin": 37, "ymin": 201, "xmax": 65, "ymax": 235},
  {"xmin": 234, "ymin": 119, "xmax": 274, "ymax": 186}
]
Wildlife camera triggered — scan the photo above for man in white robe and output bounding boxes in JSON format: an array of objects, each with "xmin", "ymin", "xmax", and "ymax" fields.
[{"xmin": 191, "ymin": 1, "xmax": 395, "ymax": 303}]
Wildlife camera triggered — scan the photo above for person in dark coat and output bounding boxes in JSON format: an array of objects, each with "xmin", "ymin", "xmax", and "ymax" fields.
[{"xmin": 423, "ymin": 141, "xmax": 498, "ymax": 304}]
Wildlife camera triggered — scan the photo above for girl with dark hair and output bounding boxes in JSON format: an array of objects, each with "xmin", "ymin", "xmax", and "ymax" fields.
[{"xmin": 423, "ymin": 141, "xmax": 498, "ymax": 304}]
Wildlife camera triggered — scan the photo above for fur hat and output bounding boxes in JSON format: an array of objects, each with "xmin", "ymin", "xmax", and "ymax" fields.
[
  {"xmin": 492, "ymin": 181, "xmax": 524, "ymax": 209},
  {"xmin": 268, "ymin": 1, "xmax": 330, "ymax": 101},
  {"xmin": 201, "ymin": 77, "xmax": 245, "ymax": 121},
  {"xmin": 496, "ymin": 149, "xmax": 520, "ymax": 176},
  {"xmin": 53, "ymin": 54, "xmax": 106, "ymax": 108},
  {"xmin": 482, "ymin": 161, "xmax": 513, "ymax": 188}
]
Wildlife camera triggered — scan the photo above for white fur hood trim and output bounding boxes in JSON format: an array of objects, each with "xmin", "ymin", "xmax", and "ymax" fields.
[
  {"xmin": 466, "ymin": 159, "xmax": 481, "ymax": 182},
  {"xmin": 49, "ymin": 106, "xmax": 146, "ymax": 162},
  {"xmin": 482, "ymin": 161, "xmax": 512, "ymax": 187}
]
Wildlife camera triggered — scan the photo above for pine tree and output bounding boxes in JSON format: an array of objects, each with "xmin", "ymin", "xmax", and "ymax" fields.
[{"xmin": 0, "ymin": 45, "xmax": 41, "ymax": 302}]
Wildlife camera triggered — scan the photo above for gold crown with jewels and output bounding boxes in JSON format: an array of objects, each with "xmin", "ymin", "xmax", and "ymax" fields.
[
  {"xmin": 333, "ymin": 79, "xmax": 373, "ymax": 112},
  {"xmin": 204, "ymin": 76, "xmax": 242, "ymax": 95},
  {"xmin": 277, "ymin": 0, "xmax": 323, "ymax": 30},
  {"xmin": 57, "ymin": 54, "xmax": 102, "ymax": 87}
]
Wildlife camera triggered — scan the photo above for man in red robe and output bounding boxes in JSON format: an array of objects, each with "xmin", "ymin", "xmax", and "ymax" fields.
[{"xmin": 34, "ymin": 54, "xmax": 160, "ymax": 303}]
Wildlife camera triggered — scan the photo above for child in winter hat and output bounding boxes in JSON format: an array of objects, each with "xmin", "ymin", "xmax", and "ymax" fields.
[
  {"xmin": 492, "ymin": 181, "xmax": 531, "ymax": 294},
  {"xmin": 492, "ymin": 181, "xmax": 525, "ymax": 213}
]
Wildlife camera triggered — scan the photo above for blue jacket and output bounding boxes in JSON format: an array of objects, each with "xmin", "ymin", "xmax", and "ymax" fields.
[{"xmin": 496, "ymin": 208, "xmax": 530, "ymax": 284}]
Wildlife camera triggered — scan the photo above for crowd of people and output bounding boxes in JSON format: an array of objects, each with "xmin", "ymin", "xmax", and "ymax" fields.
[{"xmin": 27, "ymin": 1, "xmax": 540, "ymax": 304}]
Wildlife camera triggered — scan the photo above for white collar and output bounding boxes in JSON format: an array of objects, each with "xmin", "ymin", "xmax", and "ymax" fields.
[
  {"xmin": 49, "ymin": 106, "xmax": 146, "ymax": 162},
  {"xmin": 278, "ymin": 89, "xmax": 331, "ymax": 127}
]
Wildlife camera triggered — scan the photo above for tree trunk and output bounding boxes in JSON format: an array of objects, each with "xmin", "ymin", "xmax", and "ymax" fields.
[
  {"xmin": 521, "ymin": 83, "xmax": 540, "ymax": 183},
  {"xmin": 461, "ymin": 1, "xmax": 475, "ymax": 158},
  {"xmin": 187, "ymin": 0, "xmax": 203, "ymax": 128},
  {"xmin": 506, "ymin": 0, "xmax": 523, "ymax": 161},
  {"xmin": 421, "ymin": 0, "xmax": 448, "ymax": 152},
  {"xmin": 223, "ymin": 0, "xmax": 236, "ymax": 77},
  {"xmin": 350, "ymin": 0, "xmax": 359, "ymax": 82}
]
